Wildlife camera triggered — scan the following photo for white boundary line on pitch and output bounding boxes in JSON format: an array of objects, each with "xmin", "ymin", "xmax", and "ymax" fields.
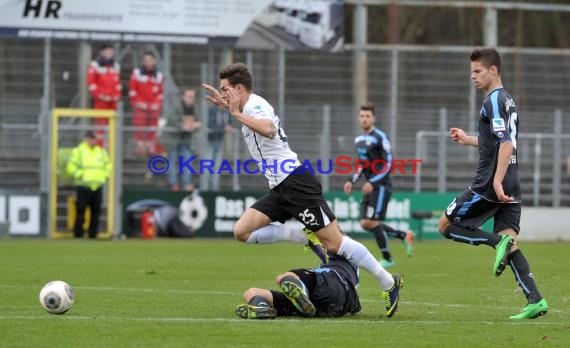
[
  {"xmin": 2, "ymin": 284, "xmax": 562, "ymax": 314},
  {"xmin": 0, "ymin": 315, "xmax": 564, "ymax": 326}
]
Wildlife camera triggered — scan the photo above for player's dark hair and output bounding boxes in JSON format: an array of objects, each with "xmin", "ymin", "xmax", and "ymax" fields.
[
  {"xmin": 219, "ymin": 63, "xmax": 252, "ymax": 91},
  {"xmin": 100, "ymin": 43, "xmax": 113, "ymax": 51},
  {"xmin": 470, "ymin": 48, "xmax": 501, "ymax": 75},
  {"xmin": 360, "ymin": 102, "xmax": 375, "ymax": 115},
  {"xmin": 143, "ymin": 51, "xmax": 155, "ymax": 58}
]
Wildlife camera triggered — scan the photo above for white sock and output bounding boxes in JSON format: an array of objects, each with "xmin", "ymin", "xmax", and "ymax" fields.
[
  {"xmin": 337, "ymin": 236, "xmax": 394, "ymax": 290},
  {"xmin": 246, "ymin": 224, "xmax": 307, "ymax": 244}
]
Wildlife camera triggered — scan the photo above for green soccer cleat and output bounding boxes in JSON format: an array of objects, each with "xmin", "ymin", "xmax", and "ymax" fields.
[
  {"xmin": 383, "ymin": 274, "xmax": 403, "ymax": 318},
  {"xmin": 493, "ymin": 234, "xmax": 514, "ymax": 277},
  {"xmin": 304, "ymin": 229, "xmax": 329, "ymax": 265},
  {"xmin": 279, "ymin": 276, "xmax": 316, "ymax": 317},
  {"xmin": 379, "ymin": 259, "xmax": 396, "ymax": 268},
  {"xmin": 234, "ymin": 304, "xmax": 277, "ymax": 319},
  {"xmin": 403, "ymin": 230, "xmax": 415, "ymax": 257},
  {"xmin": 510, "ymin": 299, "xmax": 549, "ymax": 320}
]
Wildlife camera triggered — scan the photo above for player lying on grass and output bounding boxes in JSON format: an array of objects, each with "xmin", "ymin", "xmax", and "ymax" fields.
[{"xmin": 235, "ymin": 255, "xmax": 403, "ymax": 319}]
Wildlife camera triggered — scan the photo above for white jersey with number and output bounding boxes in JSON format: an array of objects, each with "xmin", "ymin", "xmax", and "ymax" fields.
[{"xmin": 241, "ymin": 93, "xmax": 300, "ymax": 188}]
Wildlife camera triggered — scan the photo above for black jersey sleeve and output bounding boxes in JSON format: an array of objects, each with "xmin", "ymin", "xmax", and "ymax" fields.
[{"xmin": 489, "ymin": 91, "xmax": 512, "ymax": 143}]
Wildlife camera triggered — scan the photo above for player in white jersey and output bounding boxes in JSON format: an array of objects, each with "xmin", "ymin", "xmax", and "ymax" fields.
[
  {"xmin": 202, "ymin": 63, "xmax": 403, "ymax": 317},
  {"xmin": 240, "ymin": 93, "xmax": 300, "ymax": 188}
]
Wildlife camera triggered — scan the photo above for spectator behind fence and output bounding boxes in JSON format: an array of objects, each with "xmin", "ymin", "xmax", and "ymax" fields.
[
  {"xmin": 206, "ymin": 105, "xmax": 233, "ymax": 191},
  {"xmin": 164, "ymin": 88, "xmax": 202, "ymax": 192},
  {"xmin": 129, "ymin": 51, "xmax": 164, "ymax": 157},
  {"xmin": 66, "ymin": 131, "xmax": 111, "ymax": 239},
  {"xmin": 87, "ymin": 44, "xmax": 122, "ymax": 147}
]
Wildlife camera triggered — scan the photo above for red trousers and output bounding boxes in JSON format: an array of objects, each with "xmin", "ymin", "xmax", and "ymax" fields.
[
  {"xmin": 93, "ymin": 100, "xmax": 117, "ymax": 147},
  {"xmin": 132, "ymin": 107, "xmax": 161, "ymax": 155}
]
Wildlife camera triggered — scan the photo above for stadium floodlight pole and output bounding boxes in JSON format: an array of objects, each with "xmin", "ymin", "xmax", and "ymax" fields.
[
  {"xmin": 319, "ymin": 104, "xmax": 331, "ymax": 192},
  {"xmin": 552, "ymin": 110, "xmax": 562, "ymax": 208},
  {"xmin": 40, "ymin": 37, "xmax": 52, "ymax": 238},
  {"xmin": 438, "ymin": 108, "xmax": 448, "ymax": 193},
  {"xmin": 199, "ymin": 63, "xmax": 209, "ymax": 192},
  {"xmin": 114, "ymin": 101, "xmax": 124, "ymax": 239},
  {"xmin": 277, "ymin": 45, "xmax": 285, "ymax": 127},
  {"xmin": 352, "ymin": 3, "xmax": 368, "ymax": 137}
]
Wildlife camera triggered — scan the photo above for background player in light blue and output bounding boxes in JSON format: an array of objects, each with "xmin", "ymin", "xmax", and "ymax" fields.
[{"xmin": 344, "ymin": 103, "xmax": 414, "ymax": 268}]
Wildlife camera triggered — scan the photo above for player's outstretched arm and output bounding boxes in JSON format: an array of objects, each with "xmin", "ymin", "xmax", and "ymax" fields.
[
  {"xmin": 450, "ymin": 127, "xmax": 478, "ymax": 147},
  {"xmin": 202, "ymin": 83, "xmax": 229, "ymax": 110}
]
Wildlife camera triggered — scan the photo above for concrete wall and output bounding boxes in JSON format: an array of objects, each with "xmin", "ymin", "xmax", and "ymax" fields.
[{"xmin": 519, "ymin": 208, "xmax": 570, "ymax": 241}]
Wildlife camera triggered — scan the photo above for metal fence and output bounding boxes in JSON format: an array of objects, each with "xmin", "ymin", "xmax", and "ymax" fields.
[{"xmin": 1, "ymin": 38, "xmax": 569, "ymax": 206}]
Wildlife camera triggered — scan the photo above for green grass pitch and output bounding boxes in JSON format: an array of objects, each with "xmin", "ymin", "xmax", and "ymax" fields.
[{"xmin": 1, "ymin": 238, "xmax": 569, "ymax": 347}]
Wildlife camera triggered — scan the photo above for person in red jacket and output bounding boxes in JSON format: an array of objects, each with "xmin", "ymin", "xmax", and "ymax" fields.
[
  {"xmin": 87, "ymin": 44, "xmax": 122, "ymax": 147},
  {"xmin": 129, "ymin": 51, "xmax": 164, "ymax": 156}
]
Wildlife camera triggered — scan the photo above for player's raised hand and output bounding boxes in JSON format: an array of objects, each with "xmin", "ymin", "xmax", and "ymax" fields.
[
  {"xmin": 226, "ymin": 87, "xmax": 241, "ymax": 117},
  {"xmin": 202, "ymin": 83, "xmax": 229, "ymax": 110},
  {"xmin": 450, "ymin": 127, "xmax": 467, "ymax": 144}
]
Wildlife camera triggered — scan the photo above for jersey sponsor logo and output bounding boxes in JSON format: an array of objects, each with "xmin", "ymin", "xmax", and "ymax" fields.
[{"xmin": 492, "ymin": 118, "xmax": 506, "ymax": 131}]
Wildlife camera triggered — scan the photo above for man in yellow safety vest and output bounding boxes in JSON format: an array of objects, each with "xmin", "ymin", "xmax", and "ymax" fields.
[{"xmin": 66, "ymin": 131, "xmax": 112, "ymax": 239}]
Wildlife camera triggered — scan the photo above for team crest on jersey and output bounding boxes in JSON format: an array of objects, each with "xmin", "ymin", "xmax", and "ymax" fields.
[{"xmin": 492, "ymin": 118, "xmax": 506, "ymax": 131}]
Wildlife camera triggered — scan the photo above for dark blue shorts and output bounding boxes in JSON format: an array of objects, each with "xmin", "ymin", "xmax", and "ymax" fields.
[{"xmin": 444, "ymin": 188, "xmax": 521, "ymax": 233}]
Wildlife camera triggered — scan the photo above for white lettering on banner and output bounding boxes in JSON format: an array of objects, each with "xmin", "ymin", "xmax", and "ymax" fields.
[
  {"xmin": 332, "ymin": 198, "xmax": 349, "ymax": 219},
  {"xmin": 0, "ymin": 195, "xmax": 6, "ymax": 222},
  {"xmin": 386, "ymin": 199, "xmax": 411, "ymax": 219},
  {"xmin": 327, "ymin": 197, "xmax": 360, "ymax": 220},
  {"xmin": 8, "ymin": 196, "xmax": 40, "ymax": 235},
  {"xmin": 215, "ymin": 196, "xmax": 257, "ymax": 219},
  {"xmin": 214, "ymin": 219, "xmax": 235, "ymax": 233}
]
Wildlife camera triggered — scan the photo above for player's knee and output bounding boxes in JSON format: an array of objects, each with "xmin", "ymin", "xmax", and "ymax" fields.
[
  {"xmin": 243, "ymin": 287, "xmax": 262, "ymax": 302},
  {"xmin": 360, "ymin": 219, "xmax": 378, "ymax": 230},
  {"xmin": 232, "ymin": 221, "xmax": 249, "ymax": 242},
  {"xmin": 275, "ymin": 272, "xmax": 296, "ymax": 286},
  {"xmin": 312, "ymin": 220, "xmax": 343, "ymax": 253}
]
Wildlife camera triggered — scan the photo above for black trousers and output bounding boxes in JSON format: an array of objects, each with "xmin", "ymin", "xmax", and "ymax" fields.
[{"xmin": 74, "ymin": 186, "xmax": 103, "ymax": 238}]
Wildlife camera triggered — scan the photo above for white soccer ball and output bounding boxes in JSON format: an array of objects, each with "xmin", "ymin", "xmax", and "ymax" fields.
[
  {"xmin": 179, "ymin": 194, "xmax": 208, "ymax": 232},
  {"xmin": 39, "ymin": 280, "xmax": 74, "ymax": 314}
]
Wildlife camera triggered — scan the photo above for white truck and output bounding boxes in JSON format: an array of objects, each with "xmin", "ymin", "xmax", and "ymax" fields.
[
  {"xmin": 283, "ymin": 0, "xmax": 306, "ymax": 37},
  {"xmin": 299, "ymin": 0, "xmax": 344, "ymax": 49}
]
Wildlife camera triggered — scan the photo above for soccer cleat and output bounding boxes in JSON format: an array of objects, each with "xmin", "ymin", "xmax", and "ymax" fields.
[
  {"xmin": 383, "ymin": 274, "xmax": 403, "ymax": 318},
  {"xmin": 304, "ymin": 229, "xmax": 329, "ymax": 265},
  {"xmin": 279, "ymin": 276, "xmax": 316, "ymax": 317},
  {"xmin": 403, "ymin": 230, "xmax": 415, "ymax": 256},
  {"xmin": 379, "ymin": 259, "xmax": 396, "ymax": 268},
  {"xmin": 510, "ymin": 299, "xmax": 549, "ymax": 320},
  {"xmin": 494, "ymin": 234, "xmax": 514, "ymax": 277},
  {"xmin": 234, "ymin": 304, "xmax": 277, "ymax": 319}
]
